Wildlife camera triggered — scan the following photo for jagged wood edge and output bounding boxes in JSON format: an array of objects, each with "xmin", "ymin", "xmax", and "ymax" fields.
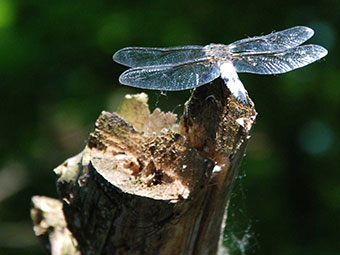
[{"xmin": 32, "ymin": 77, "xmax": 257, "ymax": 255}]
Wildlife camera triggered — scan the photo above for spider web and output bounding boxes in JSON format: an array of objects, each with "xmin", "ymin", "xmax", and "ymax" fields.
[{"xmin": 222, "ymin": 165, "xmax": 259, "ymax": 255}]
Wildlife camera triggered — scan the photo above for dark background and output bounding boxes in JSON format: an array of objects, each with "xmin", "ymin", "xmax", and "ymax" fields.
[{"xmin": 0, "ymin": 0, "xmax": 338, "ymax": 254}]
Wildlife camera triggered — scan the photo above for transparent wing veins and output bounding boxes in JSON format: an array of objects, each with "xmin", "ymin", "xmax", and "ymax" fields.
[
  {"xmin": 232, "ymin": 44, "xmax": 328, "ymax": 75},
  {"xmin": 119, "ymin": 59, "xmax": 220, "ymax": 91},
  {"xmin": 113, "ymin": 26, "xmax": 328, "ymax": 91},
  {"xmin": 113, "ymin": 46, "xmax": 206, "ymax": 67},
  {"xmin": 229, "ymin": 26, "xmax": 315, "ymax": 54}
]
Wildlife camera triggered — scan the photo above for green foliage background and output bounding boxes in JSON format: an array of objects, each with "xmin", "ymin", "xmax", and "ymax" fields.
[{"xmin": 0, "ymin": 0, "xmax": 338, "ymax": 254}]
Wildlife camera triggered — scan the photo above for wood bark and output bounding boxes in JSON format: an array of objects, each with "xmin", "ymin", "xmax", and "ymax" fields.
[{"xmin": 31, "ymin": 78, "xmax": 257, "ymax": 255}]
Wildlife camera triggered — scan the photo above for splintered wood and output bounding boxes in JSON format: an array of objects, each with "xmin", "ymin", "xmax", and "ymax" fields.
[
  {"xmin": 41, "ymin": 79, "xmax": 256, "ymax": 255},
  {"xmin": 85, "ymin": 110, "xmax": 213, "ymax": 202}
]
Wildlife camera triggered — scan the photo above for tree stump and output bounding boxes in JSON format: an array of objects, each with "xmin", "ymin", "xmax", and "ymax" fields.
[{"xmin": 31, "ymin": 78, "xmax": 257, "ymax": 255}]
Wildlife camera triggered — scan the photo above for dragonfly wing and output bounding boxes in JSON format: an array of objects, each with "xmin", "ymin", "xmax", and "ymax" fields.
[
  {"xmin": 113, "ymin": 46, "xmax": 206, "ymax": 67},
  {"xmin": 229, "ymin": 26, "xmax": 315, "ymax": 54},
  {"xmin": 233, "ymin": 44, "xmax": 328, "ymax": 74},
  {"xmin": 118, "ymin": 60, "xmax": 220, "ymax": 91}
]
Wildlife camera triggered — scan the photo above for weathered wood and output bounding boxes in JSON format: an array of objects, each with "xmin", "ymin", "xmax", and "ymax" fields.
[
  {"xmin": 32, "ymin": 78, "xmax": 257, "ymax": 255},
  {"xmin": 31, "ymin": 196, "xmax": 80, "ymax": 255},
  {"xmin": 179, "ymin": 79, "xmax": 256, "ymax": 254}
]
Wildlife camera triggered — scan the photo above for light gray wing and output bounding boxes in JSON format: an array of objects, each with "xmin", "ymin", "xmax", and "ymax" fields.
[
  {"xmin": 118, "ymin": 60, "xmax": 220, "ymax": 91},
  {"xmin": 113, "ymin": 46, "xmax": 206, "ymax": 67},
  {"xmin": 229, "ymin": 26, "xmax": 315, "ymax": 54},
  {"xmin": 233, "ymin": 44, "xmax": 328, "ymax": 75}
]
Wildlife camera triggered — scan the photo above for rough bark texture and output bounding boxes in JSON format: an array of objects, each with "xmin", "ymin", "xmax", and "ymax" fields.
[{"xmin": 31, "ymin": 78, "xmax": 257, "ymax": 255}]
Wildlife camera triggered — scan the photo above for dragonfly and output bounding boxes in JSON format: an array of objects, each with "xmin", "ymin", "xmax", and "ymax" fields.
[{"xmin": 113, "ymin": 26, "xmax": 328, "ymax": 104}]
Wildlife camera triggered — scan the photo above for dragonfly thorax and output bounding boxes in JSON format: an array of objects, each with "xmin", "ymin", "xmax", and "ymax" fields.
[{"xmin": 204, "ymin": 43, "xmax": 233, "ymax": 64}]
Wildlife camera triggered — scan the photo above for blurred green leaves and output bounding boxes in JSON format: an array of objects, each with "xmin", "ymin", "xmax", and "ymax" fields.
[{"xmin": 0, "ymin": 0, "xmax": 15, "ymax": 28}]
